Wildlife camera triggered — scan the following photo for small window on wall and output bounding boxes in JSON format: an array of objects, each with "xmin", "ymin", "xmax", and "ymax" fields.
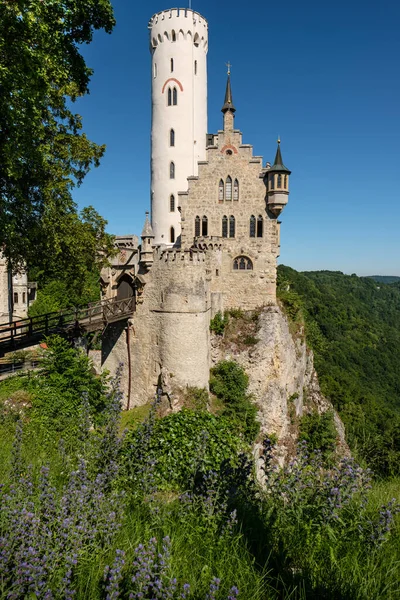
[
  {"xmin": 222, "ymin": 215, "xmax": 228, "ymax": 238},
  {"xmin": 13, "ymin": 292, "xmax": 18, "ymax": 304},
  {"xmin": 170, "ymin": 227, "xmax": 175, "ymax": 244},
  {"xmin": 168, "ymin": 88, "xmax": 172, "ymax": 106},
  {"xmin": 229, "ymin": 215, "xmax": 235, "ymax": 238},
  {"xmin": 173, "ymin": 87, "xmax": 178, "ymax": 105},
  {"xmin": 194, "ymin": 60, "xmax": 197, "ymax": 75},
  {"xmin": 233, "ymin": 179, "xmax": 239, "ymax": 200},
  {"xmin": 195, "ymin": 216, "xmax": 201, "ymax": 237},
  {"xmin": 23, "ymin": 292, "xmax": 26, "ymax": 303},
  {"xmin": 257, "ymin": 215, "xmax": 263, "ymax": 238},
  {"xmin": 225, "ymin": 176, "xmax": 232, "ymax": 201},
  {"xmin": 170, "ymin": 194, "xmax": 175, "ymax": 212},
  {"xmin": 172, "ymin": 30, "xmax": 176, "ymax": 42},
  {"xmin": 202, "ymin": 215, "xmax": 208, "ymax": 236},
  {"xmin": 170, "ymin": 129, "xmax": 175, "ymax": 146},
  {"xmin": 154, "ymin": 63, "xmax": 157, "ymax": 78},
  {"xmin": 218, "ymin": 179, "xmax": 224, "ymax": 203},
  {"xmin": 284, "ymin": 175, "xmax": 288, "ymax": 188},
  {"xmin": 170, "ymin": 161, "xmax": 175, "ymax": 179},
  {"xmin": 233, "ymin": 256, "xmax": 253, "ymax": 270},
  {"xmin": 250, "ymin": 215, "xmax": 256, "ymax": 237},
  {"xmin": 277, "ymin": 174, "xmax": 282, "ymax": 188},
  {"xmin": 270, "ymin": 174, "xmax": 275, "ymax": 190},
  {"xmin": 170, "ymin": 58, "xmax": 174, "ymax": 72}
]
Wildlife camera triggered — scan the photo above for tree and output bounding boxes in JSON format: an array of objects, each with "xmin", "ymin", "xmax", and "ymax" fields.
[{"xmin": 0, "ymin": 0, "xmax": 115, "ymax": 276}]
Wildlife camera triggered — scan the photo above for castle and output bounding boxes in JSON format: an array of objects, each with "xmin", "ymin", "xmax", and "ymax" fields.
[{"xmin": 100, "ymin": 8, "xmax": 291, "ymax": 407}]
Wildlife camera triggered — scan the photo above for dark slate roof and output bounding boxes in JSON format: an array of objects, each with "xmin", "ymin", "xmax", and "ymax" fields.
[
  {"xmin": 221, "ymin": 74, "xmax": 236, "ymax": 114},
  {"xmin": 268, "ymin": 141, "xmax": 291, "ymax": 174}
]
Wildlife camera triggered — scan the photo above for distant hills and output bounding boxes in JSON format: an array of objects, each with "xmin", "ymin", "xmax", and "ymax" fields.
[
  {"xmin": 277, "ymin": 266, "xmax": 400, "ymax": 477},
  {"xmin": 367, "ymin": 275, "xmax": 400, "ymax": 284}
]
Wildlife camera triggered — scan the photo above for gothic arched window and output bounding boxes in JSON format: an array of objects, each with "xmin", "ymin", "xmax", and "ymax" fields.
[
  {"xmin": 222, "ymin": 215, "xmax": 228, "ymax": 238},
  {"xmin": 257, "ymin": 215, "xmax": 263, "ymax": 238},
  {"xmin": 233, "ymin": 179, "xmax": 239, "ymax": 201},
  {"xmin": 170, "ymin": 58, "xmax": 174, "ymax": 72},
  {"xmin": 170, "ymin": 194, "xmax": 175, "ymax": 212},
  {"xmin": 173, "ymin": 87, "xmax": 178, "ymax": 105},
  {"xmin": 277, "ymin": 174, "xmax": 282, "ymax": 188},
  {"xmin": 225, "ymin": 176, "xmax": 232, "ymax": 201},
  {"xmin": 250, "ymin": 215, "xmax": 256, "ymax": 238},
  {"xmin": 233, "ymin": 256, "xmax": 253, "ymax": 271},
  {"xmin": 170, "ymin": 128, "xmax": 175, "ymax": 147},
  {"xmin": 229, "ymin": 215, "xmax": 235, "ymax": 238},
  {"xmin": 170, "ymin": 227, "xmax": 175, "ymax": 244},
  {"xmin": 195, "ymin": 216, "xmax": 201, "ymax": 237},
  {"xmin": 218, "ymin": 179, "xmax": 224, "ymax": 203},
  {"xmin": 202, "ymin": 215, "xmax": 208, "ymax": 236},
  {"xmin": 167, "ymin": 88, "xmax": 172, "ymax": 106},
  {"xmin": 170, "ymin": 161, "xmax": 175, "ymax": 179}
]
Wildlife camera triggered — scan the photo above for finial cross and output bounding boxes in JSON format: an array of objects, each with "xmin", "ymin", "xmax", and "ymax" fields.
[{"xmin": 226, "ymin": 61, "xmax": 232, "ymax": 75}]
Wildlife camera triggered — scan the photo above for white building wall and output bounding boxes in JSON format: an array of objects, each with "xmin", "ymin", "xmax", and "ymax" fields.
[{"xmin": 149, "ymin": 8, "xmax": 208, "ymax": 245}]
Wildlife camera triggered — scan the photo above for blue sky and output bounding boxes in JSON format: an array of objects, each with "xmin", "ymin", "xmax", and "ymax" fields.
[{"xmin": 73, "ymin": 0, "xmax": 400, "ymax": 276}]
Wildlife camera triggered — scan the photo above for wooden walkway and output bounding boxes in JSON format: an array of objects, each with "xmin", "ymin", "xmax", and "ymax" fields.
[{"xmin": 0, "ymin": 297, "xmax": 135, "ymax": 355}]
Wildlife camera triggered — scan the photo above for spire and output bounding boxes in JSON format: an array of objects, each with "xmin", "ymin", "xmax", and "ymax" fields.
[
  {"xmin": 141, "ymin": 211, "xmax": 154, "ymax": 238},
  {"xmin": 269, "ymin": 139, "xmax": 291, "ymax": 174},
  {"xmin": 221, "ymin": 63, "xmax": 236, "ymax": 114}
]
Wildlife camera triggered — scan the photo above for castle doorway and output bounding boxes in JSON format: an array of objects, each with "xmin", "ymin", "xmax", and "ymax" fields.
[{"xmin": 117, "ymin": 275, "xmax": 136, "ymax": 310}]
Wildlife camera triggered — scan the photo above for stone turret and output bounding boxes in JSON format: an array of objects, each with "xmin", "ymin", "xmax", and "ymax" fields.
[
  {"xmin": 265, "ymin": 140, "xmax": 291, "ymax": 216},
  {"xmin": 140, "ymin": 212, "xmax": 155, "ymax": 268},
  {"xmin": 221, "ymin": 68, "xmax": 235, "ymax": 132}
]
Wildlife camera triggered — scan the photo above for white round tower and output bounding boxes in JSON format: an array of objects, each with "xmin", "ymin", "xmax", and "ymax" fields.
[{"xmin": 149, "ymin": 8, "xmax": 208, "ymax": 245}]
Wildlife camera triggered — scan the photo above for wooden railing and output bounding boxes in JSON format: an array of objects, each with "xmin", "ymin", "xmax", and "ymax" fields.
[{"xmin": 0, "ymin": 296, "xmax": 136, "ymax": 354}]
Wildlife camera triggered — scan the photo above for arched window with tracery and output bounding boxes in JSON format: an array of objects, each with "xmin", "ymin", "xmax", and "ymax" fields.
[
  {"xmin": 195, "ymin": 216, "xmax": 201, "ymax": 237},
  {"xmin": 233, "ymin": 179, "xmax": 239, "ymax": 201},
  {"xmin": 170, "ymin": 227, "xmax": 175, "ymax": 244},
  {"xmin": 170, "ymin": 194, "xmax": 175, "ymax": 212},
  {"xmin": 233, "ymin": 256, "xmax": 253, "ymax": 270},
  {"xmin": 225, "ymin": 176, "xmax": 232, "ymax": 201},
  {"xmin": 173, "ymin": 87, "xmax": 178, "ymax": 105},
  {"xmin": 170, "ymin": 161, "xmax": 175, "ymax": 179},
  {"xmin": 229, "ymin": 215, "xmax": 235, "ymax": 238},
  {"xmin": 222, "ymin": 215, "xmax": 228, "ymax": 238},
  {"xmin": 202, "ymin": 215, "xmax": 208, "ymax": 236},
  {"xmin": 218, "ymin": 179, "xmax": 224, "ymax": 203},
  {"xmin": 250, "ymin": 215, "xmax": 256, "ymax": 238},
  {"xmin": 277, "ymin": 174, "xmax": 282, "ymax": 188},
  {"xmin": 167, "ymin": 88, "xmax": 172, "ymax": 106},
  {"xmin": 257, "ymin": 215, "xmax": 263, "ymax": 238},
  {"xmin": 170, "ymin": 129, "xmax": 175, "ymax": 146}
]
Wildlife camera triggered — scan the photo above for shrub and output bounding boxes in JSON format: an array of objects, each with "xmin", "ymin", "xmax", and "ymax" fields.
[
  {"xmin": 210, "ymin": 311, "xmax": 229, "ymax": 335},
  {"xmin": 299, "ymin": 409, "xmax": 337, "ymax": 458}
]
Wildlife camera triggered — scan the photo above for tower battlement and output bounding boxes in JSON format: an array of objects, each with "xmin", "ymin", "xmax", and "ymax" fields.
[
  {"xmin": 156, "ymin": 247, "xmax": 206, "ymax": 266},
  {"xmin": 149, "ymin": 9, "xmax": 208, "ymax": 44}
]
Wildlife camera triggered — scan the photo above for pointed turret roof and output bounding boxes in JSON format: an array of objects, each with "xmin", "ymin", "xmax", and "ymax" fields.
[
  {"xmin": 221, "ymin": 73, "xmax": 236, "ymax": 114},
  {"xmin": 141, "ymin": 211, "xmax": 154, "ymax": 238},
  {"xmin": 268, "ymin": 140, "xmax": 291, "ymax": 174}
]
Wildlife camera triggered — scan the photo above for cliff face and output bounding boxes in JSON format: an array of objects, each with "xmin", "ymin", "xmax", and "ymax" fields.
[{"xmin": 211, "ymin": 305, "xmax": 347, "ymax": 464}]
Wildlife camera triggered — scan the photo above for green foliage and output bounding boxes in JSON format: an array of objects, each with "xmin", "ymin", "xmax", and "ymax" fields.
[
  {"xmin": 210, "ymin": 311, "xmax": 229, "ymax": 335},
  {"xmin": 0, "ymin": 0, "xmax": 115, "ymax": 282},
  {"xmin": 183, "ymin": 387, "xmax": 209, "ymax": 411},
  {"xmin": 122, "ymin": 409, "xmax": 243, "ymax": 490},
  {"xmin": 278, "ymin": 265, "xmax": 400, "ymax": 476},
  {"xmin": 210, "ymin": 361, "xmax": 260, "ymax": 442},
  {"xmin": 227, "ymin": 308, "xmax": 245, "ymax": 319},
  {"xmin": 299, "ymin": 410, "xmax": 337, "ymax": 458}
]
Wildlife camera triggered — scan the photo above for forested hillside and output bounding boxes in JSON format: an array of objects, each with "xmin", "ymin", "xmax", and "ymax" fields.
[{"xmin": 277, "ymin": 266, "xmax": 400, "ymax": 477}]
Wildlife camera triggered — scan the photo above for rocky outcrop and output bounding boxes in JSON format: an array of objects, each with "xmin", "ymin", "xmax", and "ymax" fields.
[{"xmin": 211, "ymin": 305, "xmax": 348, "ymax": 465}]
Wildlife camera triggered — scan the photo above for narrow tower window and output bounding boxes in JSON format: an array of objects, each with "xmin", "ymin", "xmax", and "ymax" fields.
[
  {"xmin": 195, "ymin": 216, "xmax": 201, "ymax": 237},
  {"xmin": 270, "ymin": 174, "xmax": 275, "ymax": 190},
  {"xmin": 233, "ymin": 179, "xmax": 239, "ymax": 200},
  {"xmin": 257, "ymin": 216, "xmax": 263, "ymax": 238},
  {"xmin": 170, "ymin": 129, "xmax": 175, "ymax": 147},
  {"xmin": 222, "ymin": 216, "xmax": 228, "ymax": 238},
  {"xmin": 202, "ymin": 215, "xmax": 208, "ymax": 236},
  {"xmin": 170, "ymin": 227, "xmax": 175, "ymax": 244},
  {"xmin": 153, "ymin": 63, "xmax": 157, "ymax": 78},
  {"xmin": 167, "ymin": 88, "xmax": 172, "ymax": 106},
  {"xmin": 194, "ymin": 60, "xmax": 197, "ymax": 75},
  {"xmin": 284, "ymin": 175, "xmax": 288, "ymax": 188},
  {"xmin": 173, "ymin": 87, "xmax": 178, "ymax": 105},
  {"xmin": 229, "ymin": 215, "xmax": 235, "ymax": 238},
  {"xmin": 171, "ymin": 30, "xmax": 176, "ymax": 42},
  {"xmin": 170, "ymin": 194, "xmax": 175, "ymax": 212},
  {"xmin": 170, "ymin": 162, "xmax": 175, "ymax": 179},
  {"xmin": 170, "ymin": 58, "xmax": 174, "ymax": 72},
  {"xmin": 250, "ymin": 215, "xmax": 256, "ymax": 238},
  {"xmin": 13, "ymin": 292, "xmax": 18, "ymax": 304},
  {"xmin": 225, "ymin": 176, "xmax": 232, "ymax": 201},
  {"xmin": 218, "ymin": 179, "xmax": 224, "ymax": 203},
  {"xmin": 277, "ymin": 174, "xmax": 282, "ymax": 188}
]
